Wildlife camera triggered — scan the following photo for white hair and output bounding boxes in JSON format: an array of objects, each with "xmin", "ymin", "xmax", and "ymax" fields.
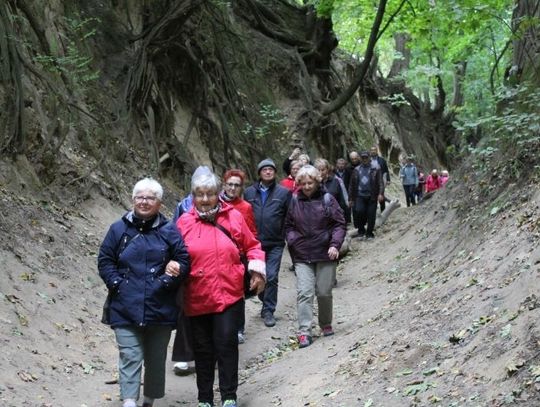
[
  {"xmin": 191, "ymin": 173, "xmax": 221, "ymax": 193},
  {"xmin": 132, "ymin": 178, "xmax": 164, "ymax": 200},
  {"xmin": 295, "ymin": 164, "xmax": 322, "ymax": 183}
]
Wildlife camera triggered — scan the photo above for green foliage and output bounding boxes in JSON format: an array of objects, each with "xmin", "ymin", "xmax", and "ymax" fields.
[
  {"xmin": 33, "ymin": 15, "xmax": 100, "ymax": 88},
  {"xmin": 242, "ymin": 104, "xmax": 286, "ymax": 140},
  {"xmin": 325, "ymin": 0, "xmax": 515, "ymax": 136},
  {"xmin": 458, "ymin": 82, "xmax": 540, "ymax": 178}
]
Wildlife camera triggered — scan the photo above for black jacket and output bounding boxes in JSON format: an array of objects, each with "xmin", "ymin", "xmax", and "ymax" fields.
[{"xmin": 244, "ymin": 181, "xmax": 292, "ymax": 248}]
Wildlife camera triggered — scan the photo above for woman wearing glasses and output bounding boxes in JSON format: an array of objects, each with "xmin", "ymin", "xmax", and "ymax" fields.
[
  {"xmin": 98, "ymin": 177, "xmax": 190, "ymax": 407},
  {"xmin": 176, "ymin": 170, "xmax": 265, "ymax": 407},
  {"xmin": 220, "ymin": 169, "xmax": 259, "ymax": 344}
]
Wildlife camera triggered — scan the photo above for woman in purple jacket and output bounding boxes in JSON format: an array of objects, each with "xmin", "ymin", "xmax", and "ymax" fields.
[{"xmin": 285, "ymin": 165, "xmax": 346, "ymax": 348}]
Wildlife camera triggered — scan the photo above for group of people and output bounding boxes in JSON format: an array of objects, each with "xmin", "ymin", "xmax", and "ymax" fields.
[
  {"xmin": 289, "ymin": 146, "xmax": 391, "ymax": 241},
  {"xmin": 98, "ymin": 156, "xmax": 347, "ymax": 407},
  {"xmin": 399, "ymin": 155, "xmax": 449, "ymax": 206}
]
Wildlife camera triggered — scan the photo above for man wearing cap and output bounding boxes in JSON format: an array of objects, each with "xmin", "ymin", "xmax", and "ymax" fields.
[
  {"xmin": 244, "ymin": 159, "xmax": 292, "ymax": 327},
  {"xmin": 348, "ymin": 151, "xmax": 384, "ymax": 239}
]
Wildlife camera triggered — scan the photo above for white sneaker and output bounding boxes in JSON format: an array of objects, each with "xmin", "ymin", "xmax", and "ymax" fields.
[
  {"xmin": 123, "ymin": 399, "xmax": 137, "ymax": 407},
  {"xmin": 238, "ymin": 331, "xmax": 246, "ymax": 344}
]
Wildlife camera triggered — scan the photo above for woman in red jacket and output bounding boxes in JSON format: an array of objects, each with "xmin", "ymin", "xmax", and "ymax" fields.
[
  {"xmin": 176, "ymin": 171, "xmax": 265, "ymax": 407},
  {"xmin": 220, "ymin": 168, "xmax": 258, "ymax": 344},
  {"xmin": 425, "ymin": 169, "xmax": 442, "ymax": 193}
]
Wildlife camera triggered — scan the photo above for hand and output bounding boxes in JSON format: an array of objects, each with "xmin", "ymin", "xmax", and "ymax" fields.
[
  {"xmin": 348, "ymin": 201, "xmax": 353, "ymax": 209},
  {"xmin": 250, "ymin": 272, "xmax": 266, "ymax": 295},
  {"xmin": 165, "ymin": 260, "xmax": 180, "ymax": 277},
  {"xmin": 328, "ymin": 246, "xmax": 339, "ymax": 260},
  {"xmin": 378, "ymin": 194, "xmax": 384, "ymax": 203},
  {"xmin": 289, "ymin": 147, "xmax": 301, "ymax": 160}
]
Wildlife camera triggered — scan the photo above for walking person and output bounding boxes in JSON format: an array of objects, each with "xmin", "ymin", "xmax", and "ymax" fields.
[
  {"xmin": 244, "ymin": 158, "xmax": 292, "ymax": 327},
  {"xmin": 399, "ymin": 156, "xmax": 419, "ymax": 207},
  {"xmin": 334, "ymin": 157, "xmax": 352, "ymax": 224},
  {"xmin": 314, "ymin": 158, "xmax": 348, "ymax": 215},
  {"xmin": 220, "ymin": 168, "xmax": 259, "ymax": 344},
  {"xmin": 370, "ymin": 146, "xmax": 391, "ymax": 213},
  {"xmin": 285, "ymin": 165, "xmax": 346, "ymax": 348},
  {"xmin": 280, "ymin": 159, "xmax": 302, "ymax": 192},
  {"xmin": 98, "ymin": 178, "xmax": 190, "ymax": 407},
  {"xmin": 348, "ymin": 151, "xmax": 362, "ymax": 228},
  {"xmin": 171, "ymin": 166, "xmax": 212, "ymax": 376},
  {"xmin": 348, "ymin": 151, "xmax": 384, "ymax": 239},
  {"xmin": 425, "ymin": 169, "xmax": 442, "ymax": 193},
  {"xmin": 176, "ymin": 171, "xmax": 266, "ymax": 407}
]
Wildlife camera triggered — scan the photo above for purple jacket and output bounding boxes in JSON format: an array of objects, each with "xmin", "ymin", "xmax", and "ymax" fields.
[{"xmin": 285, "ymin": 189, "xmax": 346, "ymax": 263}]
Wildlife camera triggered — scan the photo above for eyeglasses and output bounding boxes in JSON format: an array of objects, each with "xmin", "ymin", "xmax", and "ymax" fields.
[
  {"xmin": 194, "ymin": 192, "xmax": 217, "ymax": 200},
  {"xmin": 134, "ymin": 196, "xmax": 158, "ymax": 203},
  {"xmin": 225, "ymin": 183, "xmax": 242, "ymax": 188}
]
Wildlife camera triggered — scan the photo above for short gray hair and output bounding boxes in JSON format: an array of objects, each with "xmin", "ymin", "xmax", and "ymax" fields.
[
  {"xmin": 132, "ymin": 178, "xmax": 164, "ymax": 200},
  {"xmin": 191, "ymin": 173, "xmax": 221, "ymax": 194},
  {"xmin": 295, "ymin": 164, "xmax": 322, "ymax": 184}
]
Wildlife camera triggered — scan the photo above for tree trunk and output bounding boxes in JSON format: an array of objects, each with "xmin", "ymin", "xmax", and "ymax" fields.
[
  {"xmin": 509, "ymin": 0, "xmax": 540, "ymax": 83},
  {"xmin": 451, "ymin": 61, "xmax": 467, "ymax": 108},
  {"xmin": 388, "ymin": 32, "xmax": 410, "ymax": 79}
]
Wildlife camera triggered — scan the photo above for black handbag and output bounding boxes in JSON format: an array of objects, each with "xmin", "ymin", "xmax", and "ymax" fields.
[{"xmin": 213, "ymin": 223, "xmax": 256, "ymax": 298}]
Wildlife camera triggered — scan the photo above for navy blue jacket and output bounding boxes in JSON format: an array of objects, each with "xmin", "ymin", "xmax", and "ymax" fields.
[
  {"xmin": 98, "ymin": 211, "xmax": 190, "ymax": 328},
  {"xmin": 244, "ymin": 180, "xmax": 291, "ymax": 248}
]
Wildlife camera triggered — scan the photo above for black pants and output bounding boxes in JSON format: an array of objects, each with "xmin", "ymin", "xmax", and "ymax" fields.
[
  {"xmin": 190, "ymin": 299, "xmax": 243, "ymax": 403},
  {"xmin": 354, "ymin": 196, "xmax": 377, "ymax": 235},
  {"xmin": 403, "ymin": 185, "xmax": 416, "ymax": 207}
]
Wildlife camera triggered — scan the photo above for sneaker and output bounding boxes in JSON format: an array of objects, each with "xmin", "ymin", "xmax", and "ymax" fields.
[
  {"xmin": 198, "ymin": 403, "xmax": 213, "ymax": 407},
  {"xmin": 366, "ymin": 233, "xmax": 375, "ymax": 240},
  {"xmin": 322, "ymin": 325, "xmax": 335, "ymax": 336},
  {"xmin": 262, "ymin": 313, "xmax": 276, "ymax": 327},
  {"xmin": 222, "ymin": 400, "xmax": 237, "ymax": 407},
  {"xmin": 174, "ymin": 361, "xmax": 194, "ymax": 376},
  {"xmin": 237, "ymin": 331, "xmax": 245, "ymax": 344},
  {"xmin": 297, "ymin": 334, "xmax": 312, "ymax": 348}
]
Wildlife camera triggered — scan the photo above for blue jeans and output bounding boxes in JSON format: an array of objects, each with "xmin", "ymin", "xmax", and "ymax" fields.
[
  {"xmin": 114, "ymin": 325, "xmax": 172, "ymax": 400},
  {"xmin": 403, "ymin": 184, "xmax": 416, "ymax": 207},
  {"xmin": 259, "ymin": 245, "xmax": 285, "ymax": 316}
]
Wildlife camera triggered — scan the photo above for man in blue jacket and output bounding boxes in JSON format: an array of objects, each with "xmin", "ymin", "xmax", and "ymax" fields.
[{"xmin": 244, "ymin": 159, "xmax": 292, "ymax": 327}]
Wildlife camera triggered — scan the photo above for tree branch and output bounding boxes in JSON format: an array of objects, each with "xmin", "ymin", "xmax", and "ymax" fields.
[{"xmin": 321, "ymin": 0, "xmax": 388, "ymax": 116}]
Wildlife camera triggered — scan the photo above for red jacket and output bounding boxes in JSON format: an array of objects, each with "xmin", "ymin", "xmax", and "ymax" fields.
[
  {"xmin": 425, "ymin": 175, "xmax": 442, "ymax": 193},
  {"xmin": 177, "ymin": 204, "xmax": 265, "ymax": 316},
  {"xmin": 280, "ymin": 176, "xmax": 295, "ymax": 192},
  {"xmin": 226, "ymin": 197, "xmax": 258, "ymax": 237}
]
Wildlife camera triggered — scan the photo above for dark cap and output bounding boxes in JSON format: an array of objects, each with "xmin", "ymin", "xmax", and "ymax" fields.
[{"xmin": 360, "ymin": 151, "xmax": 370, "ymax": 158}]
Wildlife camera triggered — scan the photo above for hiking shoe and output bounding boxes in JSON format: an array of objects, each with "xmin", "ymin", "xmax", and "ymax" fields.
[
  {"xmin": 262, "ymin": 313, "xmax": 276, "ymax": 327},
  {"xmin": 297, "ymin": 334, "xmax": 312, "ymax": 348},
  {"xmin": 237, "ymin": 331, "xmax": 245, "ymax": 344},
  {"xmin": 366, "ymin": 233, "xmax": 375, "ymax": 240},
  {"xmin": 222, "ymin": 400, "xmax": 237, "ymax": 407},
  {"xmin": 322, "ymin": 325, "xmax": 335, "ymax": 336}
]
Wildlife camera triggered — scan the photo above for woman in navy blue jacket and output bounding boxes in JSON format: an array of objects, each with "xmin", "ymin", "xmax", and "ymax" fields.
[
  {"xmin": 285, "ymin": 165, "xmax": 346, "ymax": 349},
  {"xmin": 98, "ymin": 178, "xmax": 190, "ymax": 407}
]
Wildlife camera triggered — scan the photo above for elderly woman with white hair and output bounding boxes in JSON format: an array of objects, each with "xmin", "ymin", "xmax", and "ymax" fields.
[
  {"xmin": 285, "ymin": 165, "xmax": 346, "ymax": 348},
  {"xmin": 176, "ymin": 171, "xmax": 266, "ymax": 407},
  {"xmin": 98, "ymin": 178, "xmax": 190, "ymax": 407}
]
